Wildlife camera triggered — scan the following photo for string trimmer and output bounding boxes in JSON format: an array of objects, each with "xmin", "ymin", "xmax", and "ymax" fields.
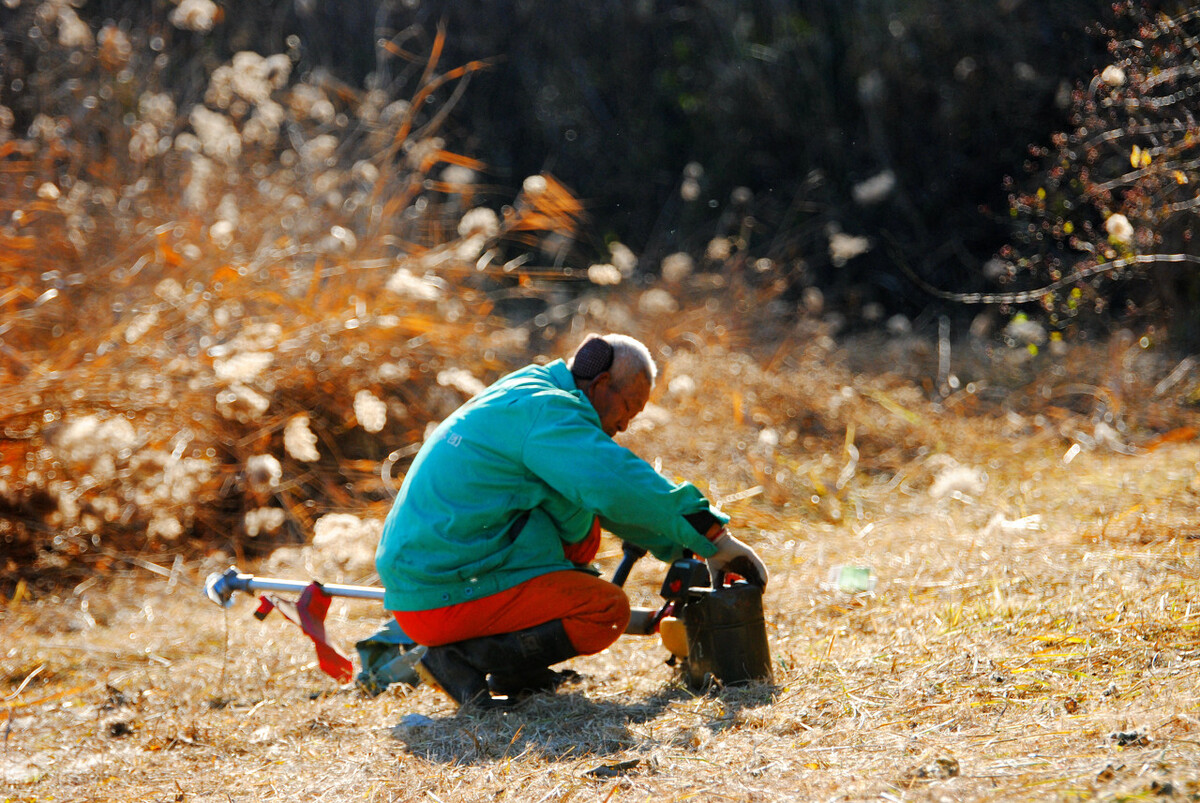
[{"xmin": 203, "ymin": 542, "xmax": 771, "ymax": 692}]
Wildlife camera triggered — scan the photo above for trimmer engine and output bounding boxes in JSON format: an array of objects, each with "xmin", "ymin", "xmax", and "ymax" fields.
[{"xmin": 643, "ymin": 554, "xmax": 774, "ymax": 688}]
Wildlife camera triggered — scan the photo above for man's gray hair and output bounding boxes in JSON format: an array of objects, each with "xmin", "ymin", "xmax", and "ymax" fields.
[
  {"xmin": 569, "ymin": 333, "xmax": 657, "ymax": 388},
  {"xmin": 606, "ymin": 334, "xmax": 657, "ymax": 389}
]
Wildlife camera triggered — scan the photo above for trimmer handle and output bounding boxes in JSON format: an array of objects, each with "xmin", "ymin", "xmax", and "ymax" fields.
[
  {"xmin": 710, "ymin": 555, "xmax": 767, "ymax": 590},
  {"xmin": 610, "ymin": 542, "xmax": 648, "ymax": 587}
]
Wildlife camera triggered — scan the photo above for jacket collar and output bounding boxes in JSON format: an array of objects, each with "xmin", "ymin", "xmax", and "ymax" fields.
[
  {"xmin": 546, "ymin": 359, "xmax": 577, "ymax": 392},
  {"xmin": 546, "ymin": 359, "xmax": 604, "ymax": 427}
]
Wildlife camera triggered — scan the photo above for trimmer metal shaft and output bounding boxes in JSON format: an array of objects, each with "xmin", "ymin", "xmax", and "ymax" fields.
[{"xmin": 203, "ymin": 566, "xmax": 385, "ymax": 608}]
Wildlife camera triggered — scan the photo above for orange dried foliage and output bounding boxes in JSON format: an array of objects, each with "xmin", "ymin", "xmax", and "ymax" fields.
[
  {"xmin": 0, "ymin": 234, "xmax": 38, "ymax": 250},
  {"xmin": 430, "ymin": 150, "xmax": 487, "ymax": 171},
  {"xmin": 0, "ymin": 32, "xmax": 587, "ymax": 586},
  {"xmin": 1144, "ymin": 426, "xmax": 1198, "ymax": 450}
]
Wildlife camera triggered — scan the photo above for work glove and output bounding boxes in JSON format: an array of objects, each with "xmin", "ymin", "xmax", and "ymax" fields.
[{"xmin": 706, "ymin": 530, "xmax": 768, "ymax": 588}]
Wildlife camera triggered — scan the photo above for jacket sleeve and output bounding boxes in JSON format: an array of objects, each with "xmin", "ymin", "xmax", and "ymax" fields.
[{"xmin": 519, "ymin": 392, "xmax": 725, "ymax": 562}]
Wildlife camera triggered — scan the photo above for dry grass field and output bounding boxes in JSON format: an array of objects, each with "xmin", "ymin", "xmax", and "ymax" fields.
[
  {"xmin": 4, "ymin": 14, "xmax": 1200, "ymax": 801},
  {"xmin": 4, "ymin": 335, "xmax": 1199, "ymax": 803}
]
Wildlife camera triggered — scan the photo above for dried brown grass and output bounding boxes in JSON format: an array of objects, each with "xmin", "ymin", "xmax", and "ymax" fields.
[
  {"xmin": 4, "ymin": 12, "xmax": 1200, "ymax": 801},
  {"xmin": 0, "ymin": 25, "xmax": 593, "ymax": 587},
  {"xmin": 4, "ymin": 333, "xmax": 1200, "ymax": 802}
]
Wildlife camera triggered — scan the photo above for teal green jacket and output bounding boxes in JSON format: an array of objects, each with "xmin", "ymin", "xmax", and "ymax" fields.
[{"xmin": 375, "ymin": 360, "xmax": 725, "ymax": 612}]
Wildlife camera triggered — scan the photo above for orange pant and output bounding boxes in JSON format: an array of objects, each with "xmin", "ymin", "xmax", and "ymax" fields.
[
  {"xmin": 392, "ymin": 569, "xmax": 630, "ymax": 655},
  {"xmin": 562, "ymin": 515, "xmax": 602, "ymax": 565}
]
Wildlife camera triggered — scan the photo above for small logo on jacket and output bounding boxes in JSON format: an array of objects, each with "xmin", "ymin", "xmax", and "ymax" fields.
[{"xmin": 447, "ymin": 432, "xmax": 462, "ymax": 447}]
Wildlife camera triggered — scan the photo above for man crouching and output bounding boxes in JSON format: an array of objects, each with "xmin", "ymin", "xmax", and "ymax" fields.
[{"xmin": 374, "ymin": 333, "xmax": 768, "ymax": 709}]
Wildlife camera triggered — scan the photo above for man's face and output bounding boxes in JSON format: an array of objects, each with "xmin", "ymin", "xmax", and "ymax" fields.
[{"xmin": 588, "ymin": 371, "xmax": 651, "ymax": 437}]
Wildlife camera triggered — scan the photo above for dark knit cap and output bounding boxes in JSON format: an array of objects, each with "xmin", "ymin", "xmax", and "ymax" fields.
[{"xmin": 570, "ymin": 336, "xmax": 615, "ymax": 381}]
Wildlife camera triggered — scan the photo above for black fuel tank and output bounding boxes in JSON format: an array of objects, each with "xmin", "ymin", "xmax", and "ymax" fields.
[{"xmin": 683, "ymin": 582, "xmax": 773, "ymax": 688}]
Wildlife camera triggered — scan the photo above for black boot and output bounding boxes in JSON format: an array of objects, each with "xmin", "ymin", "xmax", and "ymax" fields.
[
  {"xmin": 416, "ymin": 620, "xmax": 578, "ymax": 709},
  {"xmin": 488, "ymin": 667, "xmax": 581, "ymax": 698},
  {"xmin": 415, "ymin": 643, "xmax": 492, "ymax": 707}
]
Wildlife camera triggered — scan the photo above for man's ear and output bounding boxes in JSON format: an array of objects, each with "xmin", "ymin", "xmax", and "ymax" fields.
[{"xmin": 588, "ymin": 371, "xmax": 613, "ymax": 395}]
